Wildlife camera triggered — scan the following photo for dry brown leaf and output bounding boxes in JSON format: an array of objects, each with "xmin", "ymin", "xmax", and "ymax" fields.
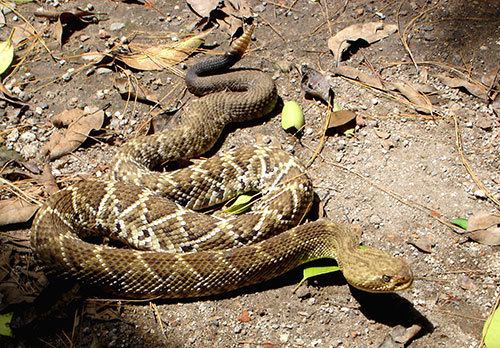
[
  {"xmin": 331, "ymin": 66, "xmax": 385, "ymax": 90},
  {"xmin": 408, "ymin": 236, "xmax": 433, "ymax": 253},
  {"xmin": 328, "ymin": 22, "xmax": 398, "ymax": 62},
  {"xmin": 39, "ymin": 163, "xmax": 59, "ymax": 195},
  {"xmin": 391, "ymin": 81, "xmax": 433, "ymax": 114},
  {"xmin": 0, "ymin": 246, "xmax": 12, "ymax": 282},
  {"xmin": 11, "ymin": 23, "xmax": 36, "ymax": 46},
  {"xmin": 33, "ymin": 8, "xmax": 97, "ymax": 47},
  {"xmin": 0, "ymin": 282, "xmax": 37, "ymax": 310},
  {"xmin": 50, "ymin": 108, "xmax": 85, "ymax": 127},
  {"xmin": 301, "ymin": 65, "xmax": 334, "ymax": 103},
  {"xmin": 436, "ymin": 74, "xmax": 488, "ymax": 99},
  {"xmin": 466, "ymin": 211, "xmax": 500, "ymax": 246},
  {"xmin": 468, "ymin": 212, "xmax": 500, "ymax": 231},
  {"xmin": 48, "ymin": 108, "xmax": 104, "ymax": 160},
  {"xmin": 468, "ymin": 229, "xmax": 500, "ymax": 246},
  {"xmin": 114, "ymin": 76, "xmax": 160, "ymax": 104},
  {"xmin": 118, "ymin": 32, "xmax": 208, "ymax": 71},
  {"xmin": 0, "ymin": 198, "xmax": 38, "ymax": 226},
  {"xmin": 187, "ymin": 0, "xmax": 250, "ymax": 36},
  {"xmin": 328, "ymin": 110, "xmax": 357, "ymax": 128},
  {"xmin": 186, "ymin": 0, "xmax": 220, "ymax": 17}
]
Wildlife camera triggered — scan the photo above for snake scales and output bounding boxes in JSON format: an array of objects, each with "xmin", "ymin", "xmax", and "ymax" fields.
[{"xmin": 31, "ymin": 26, "xmax": 413, "ymax": 298}]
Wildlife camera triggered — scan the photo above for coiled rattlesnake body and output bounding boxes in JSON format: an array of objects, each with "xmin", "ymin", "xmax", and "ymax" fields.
[{"xmin": 31, "ymin": 26, "xmax": 413, "ymax": 298}]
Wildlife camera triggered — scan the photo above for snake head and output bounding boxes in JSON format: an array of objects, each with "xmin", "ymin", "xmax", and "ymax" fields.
[{"xmin": 340, "ymin": 246, "xmax": 413, "ymax": 293}]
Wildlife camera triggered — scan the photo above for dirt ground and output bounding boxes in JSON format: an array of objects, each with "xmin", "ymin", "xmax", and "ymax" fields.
[{"xmin": 0, "ymin": 0, "xmax": 499, "ymax": 347}]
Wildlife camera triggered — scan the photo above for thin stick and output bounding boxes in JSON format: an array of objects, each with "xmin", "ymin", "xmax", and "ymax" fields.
[
  {"xmin": 452, "ymin": 113, "xmax": 499, "ymax": 207},
  {"xmin": 150, "ymin": 302, "xmax": 168, "ymax": 342},
  {"xmin": 306, "ymin": 98, "xmax": 333, "ymax": 167},
  {"xmin": 0, "ymin": 177, "xmax": 42, "ymax": 205}
]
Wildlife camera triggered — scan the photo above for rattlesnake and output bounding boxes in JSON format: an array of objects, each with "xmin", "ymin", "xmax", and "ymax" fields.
[{"xmin": 31, "ymin": 26, "xmax": 413, "ymax": 298}]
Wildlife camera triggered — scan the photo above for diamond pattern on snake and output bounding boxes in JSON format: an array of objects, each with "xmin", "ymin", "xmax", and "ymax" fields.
[{"xmin": 31, "ymin": 25, "xmax": 413, "ymax": 299}]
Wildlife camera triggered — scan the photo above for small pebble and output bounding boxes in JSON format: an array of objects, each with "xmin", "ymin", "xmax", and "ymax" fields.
[
  {"xmin": 473, "ymin": 190, "xmax": 486, "ymax": 199},
  {"xmin": 369, "ymin": 214, "xmax": 382, "ymax": 225},
  {"xmin": 110, "ymin": 22, "xmax": 125, "ymax": 31},
  {"xmin": 96, "ymin": 67, "xmax": 113, "ymax": 75}
]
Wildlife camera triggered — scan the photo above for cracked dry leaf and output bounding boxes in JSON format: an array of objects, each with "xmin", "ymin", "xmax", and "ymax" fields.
[
  {"xmin": 187, "ymin": 0, "xmax": 220, "ymax": 17},
  {"xmin": 0, "ymin": 198, "xmax": 38, "ymax": 226},
  {"xmin": 331, "ymin": 66, "xmax": 385, "ymax": 90},
  {"xmin": 34, "ymin": 8, "xmax": 98, "ymax": 47},
  {"xmin": 328, "ymin": 22, "xmax": 397, "ymax": 62},
  {"xmin": 46, "ymin": 108, "xmax": 104, "ymax": 160},
  {"xmin": 391, "ymin": 81, "xmax": 433, "ymax": 114},
  {"xmin": 466, "ymin": 211, "xmax": 500, "ymax": 246},
  {"xmin": 301, "ymin": 65, "xmax": 334, "ymax": 103},
  {"xmin": 11, "ymin": 23, "xmax": 36, "ymax": 46},
  {"xmin": 118, "ymin": 31, "xmax": 208, "ymax": 71},
  {"xmin": 187, "ymin": 0, "xmax": 251, "ymax": 36},
  {"xmin": 436, "ymin": 74, "xmax": 488, "ymax": 99}
]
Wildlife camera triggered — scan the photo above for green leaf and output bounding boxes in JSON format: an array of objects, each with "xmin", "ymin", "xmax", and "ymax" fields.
[
  {"xmin": 281, "ymin": 101, "xmax": 305, "ymax": 131},
  {"xmin": 0, "ymin": 312, "xmax": 13, "ymax": 337},
  {"xmin": 303, "ymin": 265, "xmax": 341, "ymax": 279},
  {"xmin": 223, "ymin": 194, "xmax": 256, "ymax": 215},
  {"xmin": 483, "ymin": 305, "xmax": 500, "ymax": 348},
  {"xmin": 13, "ymin": 0, "xmax": 34, "ymax": 4},
  {"xmin": 451, "ymin": 217, "xmax": 468, "ymax": 230},
  {"xmin": 333, "ymin": 101, "xmax": 342, "ymax": 112},
  {"xmin": 294, "ymin": 263, "xmax": 340, "ymax": 292},
  {"xmin": 0, "ymin": 29, "xmax": 15, "ymax": 76},
  {"xmin": 343, "ymin": 128, "xmax": 355, "ymax": 137}
]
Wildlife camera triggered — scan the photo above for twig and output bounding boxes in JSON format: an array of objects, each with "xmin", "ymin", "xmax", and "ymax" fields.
[
  {"xmin": 0, "ymin": 0, "xmax": 55, "ymax": 60},
  {"xmin": 259, "ymin": 16, "xmax": 285, "ymax": 42},
  {"xmin": 306, "ymin": 98, "xmax": 333, "ymax": 167},
  {"xmin": 397, "ymin": 2, "xmax": 439, "ymax": 73},
  {"xmin": 150, "ymin": 302, "xmax": 168, "ymax": 343},
  {"xmin": 0, "ymin": 177, "xmax": 42, "ymax": 205},
  {"xmin": 452, "ymin": 113, "xmax": 499, "ymax": 207}
]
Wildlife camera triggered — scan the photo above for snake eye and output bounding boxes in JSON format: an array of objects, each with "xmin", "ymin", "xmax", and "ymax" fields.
[{"xmin": 382, "ymin": 275, "xmax": 392, "ymax": 283}]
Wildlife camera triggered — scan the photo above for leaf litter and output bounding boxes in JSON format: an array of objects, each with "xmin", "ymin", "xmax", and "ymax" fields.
[
  {"xmin": 328, "ymin": 21, "xmax": 398, "ymax": 64},
  {"xmin": 117, "ymin": 31, "xmax": 209, "ymax": 71},
  {"xmin": 187, "ymin": 0, "xmax": 251, "ymax": 36},
  {"xmin": 42, "ymin": 107, "xmax": 104, "ymax": 160}
]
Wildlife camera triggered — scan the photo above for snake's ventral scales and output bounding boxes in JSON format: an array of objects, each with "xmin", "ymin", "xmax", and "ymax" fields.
[{"xmin": 31, "ymin": 25, "xmax": 413, "ymax": 299}]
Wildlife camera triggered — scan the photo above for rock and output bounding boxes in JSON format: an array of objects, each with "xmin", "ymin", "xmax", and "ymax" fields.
[
  {"xmin": 473, "ymin": 189, "xmax": 486, "ymax": 199},
  {"xmin": 254, "ymin": 4, "xmax": 266, "ymax": 12},
  {"xmin": 96, "ymin": 67, "xmax": 113, "ymax": 75},
  {"xmin": 7, "ymin": 129, "xmax": 19, "ymax": 142},
  {"xmin": 295, "ymin": 286, "xmax": 311, "ymax": 299},
  {"xmin": 98, "ymin": 29, "xmax": 110, "ymax": 39},
  {"xmin": 19, "ymin": 131, "xmax": 36, "ymax": 142},
  {"xmin": 475, "ymin": 116, "xmax": 494, "ymax": 131},
  {"xmin": 369, "ymin": 214, "xmax": 382, "ymax": 225},
  {"xmin": 110, "ymin": 22, "xmax": 125, "ymax": 31},
  {"xmin": 279, "ymin": 333, "xmax": 289, "ymax": 343},
  {"xmin": 276, "ymin": 60, "xmax": 293, "ymax": 73}
]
